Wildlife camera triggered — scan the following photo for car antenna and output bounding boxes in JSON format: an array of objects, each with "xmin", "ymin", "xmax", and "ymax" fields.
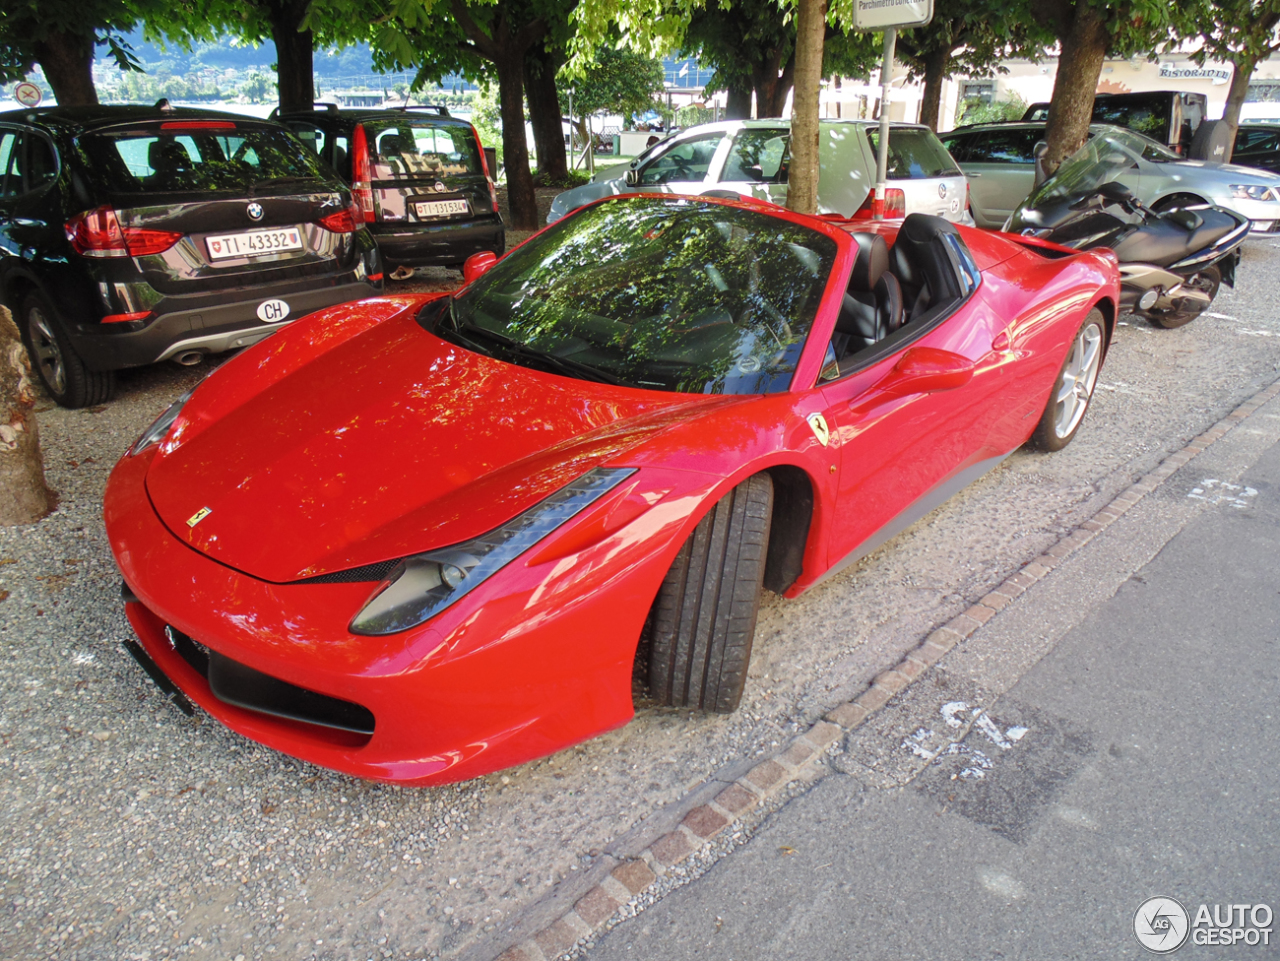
[{"xmin": 155, "ymin": 98, "xmax": 175, "ymax": 114}]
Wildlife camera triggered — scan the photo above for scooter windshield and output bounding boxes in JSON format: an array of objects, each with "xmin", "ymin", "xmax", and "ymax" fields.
[{"xmin": 1025, "ymin": 127, "xmax": 1176, "ymax": 209}]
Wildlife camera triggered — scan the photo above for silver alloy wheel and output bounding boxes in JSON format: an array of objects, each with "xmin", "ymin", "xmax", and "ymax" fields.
[
  {"xmin": 1053, "ymin": 321, "xmax": 1103, "ymax": 439},
  {"xmin": 27, "ymin": 305, "xmax": 66, "ymax": 396}
]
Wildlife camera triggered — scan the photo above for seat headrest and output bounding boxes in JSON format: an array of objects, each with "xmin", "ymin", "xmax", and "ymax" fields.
[{"xmin": 849, "ymin": 231, "xmax": 889, "ymax": 292}]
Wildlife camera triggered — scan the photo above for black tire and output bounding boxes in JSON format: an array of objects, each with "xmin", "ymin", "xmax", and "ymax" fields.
[
  {"xmin": 19, "ymin": 291, "xmax": 115, "ymax": 408},
  {"xmin": 647, "ymin": 473, "xmax": 773, "ymax": 713},
  {"xmin": 1030, "ymin": 308, "xmax": 1106, "ymax": 451},
  {"xmin": 1149, "ymin": 265, "xmax": 1220, "ymax": 329}
]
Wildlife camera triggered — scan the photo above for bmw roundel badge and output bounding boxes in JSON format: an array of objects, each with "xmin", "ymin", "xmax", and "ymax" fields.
[{"xmin": 247, "ymin": 202, "xmax": 265, "ymax": 221}]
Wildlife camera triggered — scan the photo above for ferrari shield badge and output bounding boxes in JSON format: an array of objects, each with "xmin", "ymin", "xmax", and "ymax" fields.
[
  {"xmin": 807, "ymin": 413, "xmax": 831, "ymax": 447},
  {"xmin": 186, "ymin": 507, "xmax": 212, "ymax": 528}
]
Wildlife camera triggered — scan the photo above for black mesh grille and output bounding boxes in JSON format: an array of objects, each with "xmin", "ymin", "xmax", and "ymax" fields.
[
  {"xmin": 294, "ymin": 559, "xmax": 401, "ymax": 584},
  {"xmin": 164, "ymin": 625, "xmax": 375, "ymax": 736}
]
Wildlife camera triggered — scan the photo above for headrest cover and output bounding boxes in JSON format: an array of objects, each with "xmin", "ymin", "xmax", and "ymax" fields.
[{"xmin": 849, "ymin": 231, "xmax": 889, "ymax": 292}]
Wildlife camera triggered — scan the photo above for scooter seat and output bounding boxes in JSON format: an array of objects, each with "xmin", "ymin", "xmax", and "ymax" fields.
[{"xmin": 1112, "ymin": 209, "xmax": 1238, "ymax": 267}]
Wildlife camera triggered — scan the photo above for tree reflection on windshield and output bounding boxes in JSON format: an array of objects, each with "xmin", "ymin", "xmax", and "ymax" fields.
[{"xmin": 451, "ymin": 197, "xmax": 838, "ymax": 394}]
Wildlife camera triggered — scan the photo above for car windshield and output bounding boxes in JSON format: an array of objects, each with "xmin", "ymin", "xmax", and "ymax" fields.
[
  {"xmin": 1025, "ymin": 127, "xmax": 1176, "ymax": 207},
  {"xmin": 79, "ymin": 122, "xmax": 327, "ymax": 193},
  {"xmin": 446, "ymin": 196, "xmax": 838, "ymax": 394}
]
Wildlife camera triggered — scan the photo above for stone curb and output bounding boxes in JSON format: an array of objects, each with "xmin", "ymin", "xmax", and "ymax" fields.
[{"xmin": 492, "ymin": 376, "xmax": 1280, "ymax": 961}]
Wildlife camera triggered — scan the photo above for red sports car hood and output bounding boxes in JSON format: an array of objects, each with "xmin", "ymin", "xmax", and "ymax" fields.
[{"xmin": 145, "ymin": 301, "xmax": 729, "ymax": 583}]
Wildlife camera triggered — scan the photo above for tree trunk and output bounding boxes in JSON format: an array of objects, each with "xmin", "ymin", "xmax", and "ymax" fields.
[
  {"xmin": 525, "ymin": 47, "xmax": 568, "ymax": 183},
  {"xmin": 1042, "ymin": 4, "xmax": 1108, "ymax": 176},
  {"xmin": 32, "ymin": 31, "xmax": 97, "ymax": 106},
  {"xmin": 0, "ymin": 307, "xmax": 53, "ymax": 526},
  {"xmin": 752, "ymin": 48, "xmax": 792, "ymax": 118},
  {"xmin": 497, "ymin": 52, "xmax": 538, "ymax": 230},
  {"xmin": 918, "ymin": 45, "xmax": 949, "ymax": 132},
  {"xmin": 787, "ymin": 0, "xmax": 826, "ymax": 215},
  {"xmin": 725, "ymin": 83, "xmax": 753, "ymax": 120},
  {"xmin": 268, "ymin": 0, "xmax": 315, "ymax": 113},
  {"xmin": 1220, "ymin": 54, "xmax": 1258, "ymax": 164}
]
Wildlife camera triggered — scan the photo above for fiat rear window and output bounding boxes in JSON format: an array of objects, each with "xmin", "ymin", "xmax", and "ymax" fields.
[
  {"xmin": 79, "ymin": 124, "xmax": 326, "ymax": 193},
  {"xmin": 366, "ymin": 122, "xmax": 482, "ymax": 180},
  {"xmin": 864, "ymin": 128, "xmax": 962, "ymax": 179}
]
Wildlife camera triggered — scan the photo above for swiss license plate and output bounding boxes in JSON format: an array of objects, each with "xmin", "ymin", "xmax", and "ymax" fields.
[
  {"xmin": 414, "ymin": 199, "xmax": 470, "ymax": 220},
  {"xmin": 206, "ymin": 227, "xmax": 304, "ymax": 260}
]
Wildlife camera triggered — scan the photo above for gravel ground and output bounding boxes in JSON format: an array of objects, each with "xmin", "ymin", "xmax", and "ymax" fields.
[{"xmin": 3, "ymin": 239, "xmax": 1280, "ymax": 961}]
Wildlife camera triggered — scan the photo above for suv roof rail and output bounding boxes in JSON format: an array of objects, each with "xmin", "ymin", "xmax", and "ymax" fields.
[
  {"xmin": 394, "ymin": 104, "xmax": 451, "ymax": 117},
  {"xmin": 268, "ymin": 102, "xmax": 340, "ymax": 120}
]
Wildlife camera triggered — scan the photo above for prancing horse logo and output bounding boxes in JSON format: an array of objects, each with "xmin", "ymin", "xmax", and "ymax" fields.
[{"xmin": 187, "ymin": 507, "xmax": 212, "ymax": 528}]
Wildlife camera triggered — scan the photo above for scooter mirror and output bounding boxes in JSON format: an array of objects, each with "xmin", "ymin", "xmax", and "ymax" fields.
[
  {"xmin": 1098, "ymin": 181, "xmax": 1135, "ymax": 204},
  {"xmin": 1033, "ymin": 141, "xmax": 1050, "ymax": 188}
]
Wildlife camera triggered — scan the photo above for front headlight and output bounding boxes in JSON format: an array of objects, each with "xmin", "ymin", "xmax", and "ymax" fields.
[
  {"xmin": 129, "ymin": 390, "xmax": 192, "ymax": 456},
  {"xmin": 1229, "ymin": 184, "xmax": 1279, "ymax": 202},
  {"xmin": 349, "ymin": 467, "xmax": 637, "ymax": 636}
]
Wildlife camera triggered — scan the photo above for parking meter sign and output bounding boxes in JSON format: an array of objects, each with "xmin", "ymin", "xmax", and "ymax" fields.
[
  {"xmin": 14, "ymin": 83, "xmax": 42, "ymax": 107},
  {"xmin": 853, "ymin": 0, "xmax": 933, "ymax": 29}
]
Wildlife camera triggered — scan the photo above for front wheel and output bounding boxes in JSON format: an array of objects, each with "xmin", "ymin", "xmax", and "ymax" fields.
[
  {"xmin": 1031, "ymin": 309, "xmax": 1106, "ymax": 451},
  {"xmin": 647, "ymin": 473, "xmax": 773, "ymax": 713},
  {"xmin": 19, "ymin": 291, "xmax": 115, "ymax": 409}
]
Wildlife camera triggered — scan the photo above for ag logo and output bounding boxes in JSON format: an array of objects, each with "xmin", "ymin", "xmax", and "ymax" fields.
[
  {"xmin": 1134, "ymin": 897, "xmax": 1190, "ymax": 953},
  {"xmin": 246, "ymin": 202, "xmax": 265, "ymax": 221}
]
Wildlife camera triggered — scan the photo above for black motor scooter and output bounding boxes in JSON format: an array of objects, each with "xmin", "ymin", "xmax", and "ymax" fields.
[{"xmin": 1009, "ymin": 138, "xmax": 1250, "ymax": 329}]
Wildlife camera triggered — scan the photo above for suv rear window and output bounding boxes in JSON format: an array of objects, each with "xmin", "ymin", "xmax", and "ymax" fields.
[
  {"xmin": 864, "ymin": 129, "xmax": 961, "ymax": 179},
  {"xmin": 79, "ymin": 123, "xmax": 326, "ymax": 194},
  {"xmin": 366, "ymin": 122, "xmax": 481, "ymax": 180}
]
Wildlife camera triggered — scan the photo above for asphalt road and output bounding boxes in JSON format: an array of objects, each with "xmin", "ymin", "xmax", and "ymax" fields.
[{"xmin": 583, "ymin": 404, "xmax": 1280, "ymax": 960}]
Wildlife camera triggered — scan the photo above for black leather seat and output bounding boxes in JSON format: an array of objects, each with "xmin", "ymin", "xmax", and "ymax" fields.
[
  {"xmin": 1112, "ymin": 209, "xmax": 1238, "ymax": 267},
  {"xmin": 832, "ymin": 232, "xmax": 904, "ymax": 357},
  {"xmin": 887, "ymin": 214, "xmax": 970, "ymax": 320}
]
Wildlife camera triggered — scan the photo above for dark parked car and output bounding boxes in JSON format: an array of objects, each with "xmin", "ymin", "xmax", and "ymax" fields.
[
  {"xmin": 0, "ymin": 103, "xmax": 383, "ymax": 408},
  {"xmin": 1232, "ymin": 124, "xmax": 1280, "ymax": 173},
  {"xmin": 1022, "ymin": 90, "xmax": 1207, "ymax": 155},
  {"xmin": 275, "ymin": 104, "xmax": 504, "ymax": 272}
]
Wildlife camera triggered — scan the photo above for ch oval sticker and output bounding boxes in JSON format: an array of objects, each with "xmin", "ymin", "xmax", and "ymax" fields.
[{"xmin": 256, "ymin": 299, "xmax": 291, "ymax": 323}]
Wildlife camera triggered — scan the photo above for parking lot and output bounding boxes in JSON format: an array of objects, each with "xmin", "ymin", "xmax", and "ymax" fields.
[{"xmin": 4, "ymin": 238, "xmax": 1280, "ymax": 961}]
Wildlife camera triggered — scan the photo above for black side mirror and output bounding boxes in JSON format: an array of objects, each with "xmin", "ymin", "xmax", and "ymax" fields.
[
  {"xmin": 1033, "ymin": 141, "xmax": 1050, "ymax": 188},
  {"xmin": 1098, "ymin": 180, "xmax": 1135, "ymax": 204},
  {"xmin": 624, "ymin": 169, "xmax": 640, "ymax": 187}
]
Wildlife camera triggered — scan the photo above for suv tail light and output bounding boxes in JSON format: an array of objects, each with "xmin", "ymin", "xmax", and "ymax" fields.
[
  {"xmin": 851, "ymin": 188, "xmax": 906, "ymax": 220},
  {"xmin": 66, "ymin": 206, "xmax": 183, "ymax": 258},
  {"xmin": 351, "ymin": 124, "xmax": 376, "ymax": 223},
  {"xmin": 318, "ymin": 202, "xmax": 360, "ymax": 233},
  {"xmin": 472, "ymin": 125, "xmax": 500, "ymax": 214}
]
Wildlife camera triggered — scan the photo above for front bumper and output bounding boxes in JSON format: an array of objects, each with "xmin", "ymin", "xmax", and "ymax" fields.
[
  {"xmin": 104, "ymin": 450, "xmax": 691, "ymax": 785},
  {"xmin": 1213, "ymin": 195, "xmax": 1280, "ymax": 233}
]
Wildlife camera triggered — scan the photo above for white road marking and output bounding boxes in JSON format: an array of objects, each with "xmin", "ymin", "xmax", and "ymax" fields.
[
  {"xmin": 941, "ymin": 701, "xmax": 969, "ymax": 728},
  {"xmin": 1204, "ymin": 311, "xmax": 1238, "ymax": 320},
  {"xmin": 1237, "ymin": 328, "xmax": 1278, "ymax": 337},
  {"xmin": 1187, "ymin": 479, "xmax": 1259, "ymax": 508}
]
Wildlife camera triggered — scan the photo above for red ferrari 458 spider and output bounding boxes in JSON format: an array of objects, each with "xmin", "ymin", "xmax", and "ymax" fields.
[{"xmin": 105, "ymin": 196, "xmax": 1119, "ymax": 785}]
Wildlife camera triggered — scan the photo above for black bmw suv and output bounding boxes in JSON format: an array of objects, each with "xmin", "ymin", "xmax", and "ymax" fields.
[
  {"xmin": 0, "ymin": 103, "xmax": 383, "ymax": 407},
  {"xmin": 275, "ymin": 104, "xmax": 504, "ymax": 272}
]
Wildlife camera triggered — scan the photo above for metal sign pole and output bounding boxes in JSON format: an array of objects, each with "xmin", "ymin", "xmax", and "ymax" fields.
[{"xmin": 873, "ymin": 28, "xmax": 897, "ymax": 221}]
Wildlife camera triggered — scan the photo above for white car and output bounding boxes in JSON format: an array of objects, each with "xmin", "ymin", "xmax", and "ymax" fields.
[
  {"xmin": 943, "ymin": 122, "xmax": 1280, "ymax": 233},
  {"xmin": 546, "ymin": 119, "xmax": 973, "ymax": 225}
]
